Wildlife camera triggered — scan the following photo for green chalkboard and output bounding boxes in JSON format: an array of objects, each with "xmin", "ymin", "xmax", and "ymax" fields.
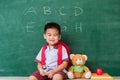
[{"xmin": 0, "ymin": 0, "xmax": 120, "ymax": 76}]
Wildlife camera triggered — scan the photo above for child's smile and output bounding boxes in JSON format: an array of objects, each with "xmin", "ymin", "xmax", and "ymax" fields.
[{"xmin": 44, "ymin": 28, "xmax": 61, "ymax": 46}]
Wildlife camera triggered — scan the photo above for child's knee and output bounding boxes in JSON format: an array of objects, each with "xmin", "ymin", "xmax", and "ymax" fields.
[
  {"xmin": 52, "ymin": 74, "xmax": 63, "ymax": 80},
  {"xmin": 29, "ymin": 76, "xmax": 38, "ymax": 80}
]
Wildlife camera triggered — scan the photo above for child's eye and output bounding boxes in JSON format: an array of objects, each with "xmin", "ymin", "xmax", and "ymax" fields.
[
  {"xmin": 54, "ymin": 34, "xmax": 57, "ymax": 36},
  {"xmin": 47, "ymin": 34, "xmax": 51, "ymax": 36},
  {"xmin": 54, "ymin": 34, "xmax": 59, "ymax": 36},
  {"xmin": 48, "ymin": 35, "xmax": 51, "ymax": 36}
]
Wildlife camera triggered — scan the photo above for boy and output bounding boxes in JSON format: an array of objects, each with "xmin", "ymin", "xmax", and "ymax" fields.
[{"xmin": 29, "ymin": 22, "xmax": 69, "ymax": 80}]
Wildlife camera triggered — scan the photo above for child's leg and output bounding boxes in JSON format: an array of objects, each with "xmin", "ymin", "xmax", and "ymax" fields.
[
  {"xmin": 52, "ymin": 71, "xmax": 67, "ymax": 80},
  {"xmin": 29, "ymin": 75, "xmax": 38, "ymax": 80},
  {"xmin": 52, "ymin": 74, "xmax": 63, "ymax": 80},
  {"xmin": 29, "ymin": 71, "xmax": 49, "ymax": 80}
]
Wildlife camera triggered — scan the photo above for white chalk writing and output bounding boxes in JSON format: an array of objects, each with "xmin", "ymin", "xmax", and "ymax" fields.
[
  {"xmin": 23, "ymin": 6, "xmax": 83, "ymax": 16},
  {"xmin": 59, "ymin": 6, "xmax": 66, "ymax": 15},
  {"xmin": 62, "ymin": 26, "xmax": 67, "ymax": 32},
  {"xmin": 43, "ymin": 6, "xmax": 52, "ymax": 15},
  {"xmin": 26, "ymin": 22, "xmax": 36, "ymax": 32},
  {"xmin": 23, "ymin": 6, "xmax": 84, "ymax": 32},
  {"xmin": 74, "ymin": 7, "xmax": 83, "ymax": 16},
  {"xmin": 24, "ymin": 7, "xmax": 37, "ymax": 15},
  {"xmin": 75, "ymin": 23, "xmax": 82, "ymax": 32}
]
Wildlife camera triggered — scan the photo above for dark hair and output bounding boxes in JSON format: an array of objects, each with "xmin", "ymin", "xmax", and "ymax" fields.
[{"xmin": 44, "ymin": 22, "xmax": 61, "ymax": 34}]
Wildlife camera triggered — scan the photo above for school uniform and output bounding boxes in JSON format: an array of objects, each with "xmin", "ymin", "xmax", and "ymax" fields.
[{"xmin": 32, "ymin": 45, "xmax": 69, "ymax": 80}]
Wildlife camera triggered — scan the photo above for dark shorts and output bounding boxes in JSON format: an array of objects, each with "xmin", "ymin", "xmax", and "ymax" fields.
[{"xmin": 32, "ymin": 70, "xmax": 67, "ymax": 80}]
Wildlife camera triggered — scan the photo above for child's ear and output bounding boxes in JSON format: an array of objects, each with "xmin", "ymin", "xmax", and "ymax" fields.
[
  {"xmin": 59, "ymin": 35, "xmax": 61, "ymax": 40},
  {"xmin": 43, "ymin": 34, "xmax": 46, "ymax": 39}
]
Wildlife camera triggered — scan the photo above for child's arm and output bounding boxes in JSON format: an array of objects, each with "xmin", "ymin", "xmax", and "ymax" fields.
[
  {"xmin": 54, "ymin": 60, "xmax": 68, "ymax": 72},
  {"xmin": 47, "ymin": 61, "xmax": 68, "ymax": 78},
  {"xmin": 37, "ymin": 63, "xmax": 47, "ymax": 76}
]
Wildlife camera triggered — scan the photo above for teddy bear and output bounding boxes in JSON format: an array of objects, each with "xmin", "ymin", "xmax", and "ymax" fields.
[{"xmin": 67, "ymin": 54, "xmax": 91, "ymax": 79}]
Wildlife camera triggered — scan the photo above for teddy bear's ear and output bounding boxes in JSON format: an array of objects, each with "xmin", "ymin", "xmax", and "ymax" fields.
[
  {"xmin": 70, "ymin": 54, "xmax": 75, "ymax": 59},
  {"xmin": 82, "ymin": 55, "xmax": 88, "ymax": 60}
]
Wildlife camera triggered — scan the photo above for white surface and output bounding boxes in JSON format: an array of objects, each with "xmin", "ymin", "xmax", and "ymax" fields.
[{"xmin": 0, "ymin": 77, "xmax": 28, "ymax": 80}]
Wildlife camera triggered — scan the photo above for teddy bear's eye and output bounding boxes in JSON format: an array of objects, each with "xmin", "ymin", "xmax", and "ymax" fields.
[{"xmin": 75, "ymin": 59, "xmax": 78, "ymax": 61}]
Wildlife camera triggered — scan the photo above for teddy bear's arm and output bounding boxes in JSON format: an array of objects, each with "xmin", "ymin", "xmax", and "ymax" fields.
[{"xmin": 68, "ymin": 67, "xmax": 74, "ymax": 72}]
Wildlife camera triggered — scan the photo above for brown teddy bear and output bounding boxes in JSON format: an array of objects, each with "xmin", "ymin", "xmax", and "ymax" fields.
[{"xmin": 67, "ymin": 54, "xmax": 91, "ymax": 79}]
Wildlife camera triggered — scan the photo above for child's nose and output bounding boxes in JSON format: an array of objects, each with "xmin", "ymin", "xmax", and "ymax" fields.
[{"xmin": 50, "ymin": 35, "xmax": 54, "ymax": 38}]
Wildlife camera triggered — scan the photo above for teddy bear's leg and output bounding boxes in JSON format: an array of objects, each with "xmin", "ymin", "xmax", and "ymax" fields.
[
  {"xmin": 82, "ymin": 72, "xmax": 91, "ymax": 79},
  {"xmin": 67, "ymin": 72, "xmax": 74, "ymax": 79}
]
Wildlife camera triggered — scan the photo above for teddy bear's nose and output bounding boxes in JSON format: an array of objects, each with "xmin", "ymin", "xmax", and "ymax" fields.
[{"xmin": 76, "ymin": 59, "xmax": 82, "ymax": 64}]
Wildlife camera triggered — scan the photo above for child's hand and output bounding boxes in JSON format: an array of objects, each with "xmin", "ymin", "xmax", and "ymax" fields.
[
  {"xmin": 39, "ymin": 68, "xmax": 47, "ymax": 76},
  {"xmin": 46, "ymin": 70, "xmax": 55, "ymax": 78}
]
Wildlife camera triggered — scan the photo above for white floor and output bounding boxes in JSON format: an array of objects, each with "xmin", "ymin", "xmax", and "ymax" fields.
[{"xmin": 0, "ymin": 77, "xmax": 28, "ymax": 80}]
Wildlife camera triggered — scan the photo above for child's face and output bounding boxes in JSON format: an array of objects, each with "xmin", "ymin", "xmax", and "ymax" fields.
[{"xmin": 44, "ymin": 28, "xmax": 61, "ymax": 46}]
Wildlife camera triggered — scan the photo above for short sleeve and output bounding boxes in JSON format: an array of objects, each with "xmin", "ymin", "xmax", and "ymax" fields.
[
  {"xmin": 35, "ymin": 48, "xmax": 43, "ymax": 63},
  {"xmin": 62, "ymin": 46, "xmax": 68, "ymax": 60}
]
